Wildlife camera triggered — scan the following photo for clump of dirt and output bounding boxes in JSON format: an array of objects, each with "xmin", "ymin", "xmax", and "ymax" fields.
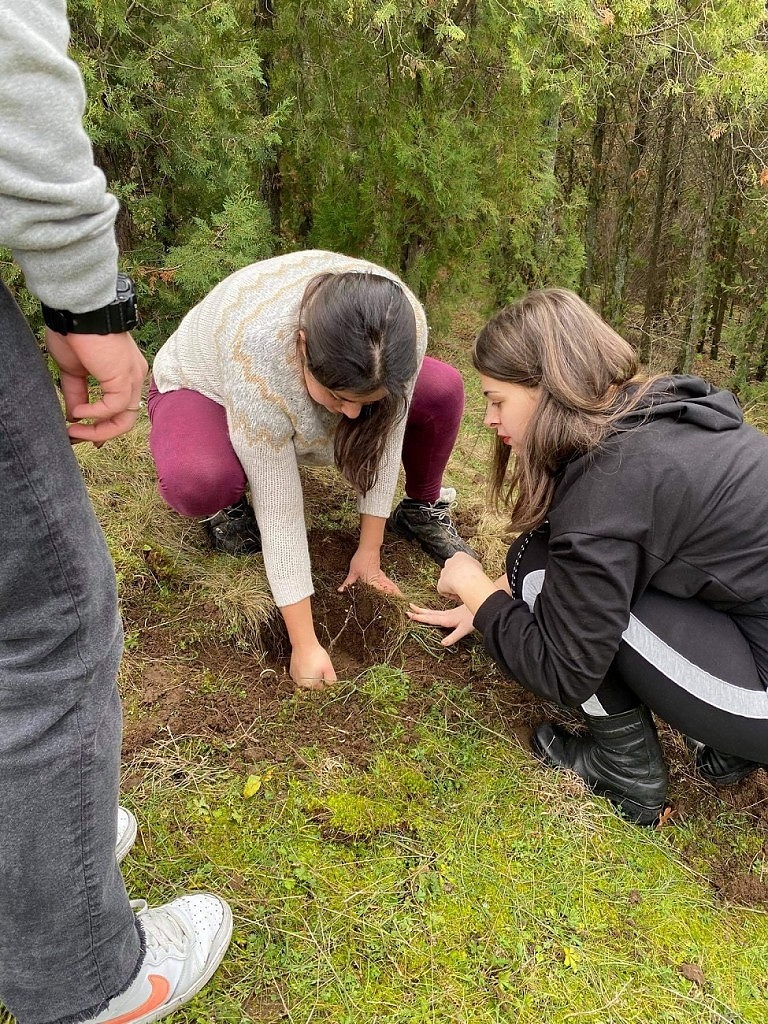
[{"xmin": 668, "ymin": 759, "xmax": 768, "ymax": 904}]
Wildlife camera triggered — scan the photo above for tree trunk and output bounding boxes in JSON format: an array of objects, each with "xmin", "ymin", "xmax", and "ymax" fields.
[
  {"xmin": 734, "ymin": 294, "xmax": 764, "ymax": 387},
  {"xmin": 526, "ymin": 102, "xmax": 562, "ymax": 288},
  {"xmin": 638, "ymin": 98, "xmax": 676, "ymax": 363},
  {"xmin": 255, "ymin": 0, "xmax": 282, "ymax": 239},
  {"xmin": 675, "ymin": 189, "xmax": 714, "ymax": 373},
  {"xmin": 579, "ymin": 101, "xmax": 606, "ymax": 303},
  {"xmin": 755, "ymin": 316, "xmax": 768, "ymax": 383},
  {"xmin": 607, "ymin": 89, "xmax": 651, "ymax": 329},
  {"xmin": 708, "ymin": 187, "xmax": 743, "ymax": 362}
]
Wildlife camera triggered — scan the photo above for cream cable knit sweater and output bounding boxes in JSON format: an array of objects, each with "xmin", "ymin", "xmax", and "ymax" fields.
[{"xmin": 152, "ymin": 250, "xmax": 428, "ymax": 607}]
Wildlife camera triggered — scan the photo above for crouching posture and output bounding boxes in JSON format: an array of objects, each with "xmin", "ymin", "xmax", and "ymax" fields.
[
  {"xmin": 149, "ymin": 250, "xmax": 475, "ymax": 689},
  {"xmin": 410, "ymin": 288, "xmax": 768, "ymax": 825}
]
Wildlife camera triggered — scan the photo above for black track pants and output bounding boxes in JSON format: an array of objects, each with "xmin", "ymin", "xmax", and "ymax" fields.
[{"xmin": 509, "ymin": 529, "xmax": 768, "ymax": 763}]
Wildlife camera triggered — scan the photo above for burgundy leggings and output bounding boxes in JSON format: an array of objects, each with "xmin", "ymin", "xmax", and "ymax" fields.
[{"xmin": 148, "ymin": 355, "xmax": 464, "ymax": 517}]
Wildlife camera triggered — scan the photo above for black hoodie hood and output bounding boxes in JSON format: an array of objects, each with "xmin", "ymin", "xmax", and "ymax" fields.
[{"xmin": 619, "ymin": 375, "xmax": 743, "ymax": 432}]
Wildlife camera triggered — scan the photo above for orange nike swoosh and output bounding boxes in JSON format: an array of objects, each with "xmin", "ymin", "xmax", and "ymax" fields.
[{"xmin": 104, "ymin": 974, "xmax": 171, "ymax": 1024}]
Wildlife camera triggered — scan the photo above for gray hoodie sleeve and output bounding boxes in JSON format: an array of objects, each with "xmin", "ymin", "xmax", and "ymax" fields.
[{"xmin": 0, "ymin": 0, "xmax": 119, "ymax": 311}]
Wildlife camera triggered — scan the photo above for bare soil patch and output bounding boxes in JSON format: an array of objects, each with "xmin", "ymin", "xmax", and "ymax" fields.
[{"xmin": 121, "ymin": 522, "xmax": 768, "ymax": 908}]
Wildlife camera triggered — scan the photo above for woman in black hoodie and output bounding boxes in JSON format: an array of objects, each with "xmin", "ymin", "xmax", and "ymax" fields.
[{"xmin": 409, "ymin": 288, "xmax": 768, "ymax": 825}]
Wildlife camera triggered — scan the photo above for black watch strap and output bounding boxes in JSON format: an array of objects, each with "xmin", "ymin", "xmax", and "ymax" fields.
[{"xmin": 41, "ymin": 273, "xmax": 139, "ymax": 336}]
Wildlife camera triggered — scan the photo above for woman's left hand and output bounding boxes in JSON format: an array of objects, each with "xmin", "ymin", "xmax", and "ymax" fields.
[
  {"xmin": 339, "ymin": 548, "xmax": 403, "ymax": 596},
  {"xmin": 437, "ymin": 551, "xmax": 492, "ymax": 604},
  {"xmin": 408, "ymin": 602, "xmax": 475, "ymax": 645}
]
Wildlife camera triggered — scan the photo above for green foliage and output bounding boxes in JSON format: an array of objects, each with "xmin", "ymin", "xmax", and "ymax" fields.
[
  {"xmin": 165, "ymin": 189, "xmax": 272, "ymax": 320},
  {"xmin": 31, "ymin": 0, "xmax": 282, "ymax": 351},
  {"xmin": 357, "ymin": 664, "xmax": 411, "ymax": 712},
  {"xmin": 1, "ymin": 0, "xmax": 765, "ymax": 372}
]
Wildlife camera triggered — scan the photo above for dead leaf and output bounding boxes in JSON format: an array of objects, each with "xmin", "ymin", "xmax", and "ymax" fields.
[
  {"xmin": 678, "ymin": 963, "xmax": 706, "ymax": 987},
  {"xmin": 655, "ymin": 805, "xmax": 675, "ymax": 828}
]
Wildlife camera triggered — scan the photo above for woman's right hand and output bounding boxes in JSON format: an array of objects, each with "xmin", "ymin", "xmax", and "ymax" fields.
[
  {"xmin": 290, "ymin": 641, "xmax": 338, "ymax": 690},
  {"xmin": 406, "ymin": 602, "xmax": 475, "ymax": 646}
]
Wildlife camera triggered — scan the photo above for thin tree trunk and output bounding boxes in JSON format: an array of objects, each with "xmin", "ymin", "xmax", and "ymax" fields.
[
  {"xmin": 255, "ymin": 0, "xmax": 281, "ymax": 238},
  {"xmin": 607, "ymin": 90, "xmax": 651, "ymax": 329},
  {"xmin": 580, "ymin": 101, "xmax": 606, "ymax": 303},
  {"xmin": 675, "ymin": 191, "xmax": 714, "ymax": 373},
  {"xmin": 708, "ymin": 189, "xmax": 743, "ymax": 362},
  {"xmin": 755, "ymin": 317, "xmax": 768, "ymax": 383},
  {"xmin": 527, "ymin": 102, "xmax": 562, "ymax": 288},
  {"xmin": 735, "ymin": 296, "xmax": 764, "ymax": 386},
  {"xmin": 638, "ymin": 99, "xmax": 675, "ymax": 363}
]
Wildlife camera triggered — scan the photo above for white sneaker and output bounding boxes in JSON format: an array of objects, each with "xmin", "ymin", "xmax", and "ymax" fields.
[
  {"xmin": 85, "ymin": 894, "xmax": 233, "ymax": 1023},
  {"xmin": 116, "ymin": 806, "xmax": 138, "ymax": 864}
]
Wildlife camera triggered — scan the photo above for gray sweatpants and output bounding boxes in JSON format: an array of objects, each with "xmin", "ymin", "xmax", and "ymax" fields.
[{"xmin": 0, "ymin": 284, "xmax": 141, "ymax": 1023}]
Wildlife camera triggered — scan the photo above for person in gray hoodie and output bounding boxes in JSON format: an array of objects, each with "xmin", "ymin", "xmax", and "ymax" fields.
[
  {"xmin": 410, "ymin": 287, "xmax": 768, "ymax": 826},
  {"xmin": 0, "ymin": 3, "xmax": 231, "ymax": 1023}
]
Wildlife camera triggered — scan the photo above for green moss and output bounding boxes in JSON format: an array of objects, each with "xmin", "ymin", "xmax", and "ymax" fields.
[
  {"xmin": 316, "ymin": 792, "xmax": 402, "ymax": 838},
  {"xmin": 78, "ymin": 725, "xmax": 768, "ymax": 1024}
]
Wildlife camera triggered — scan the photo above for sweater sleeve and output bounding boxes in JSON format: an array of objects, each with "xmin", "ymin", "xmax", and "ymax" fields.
[
  {"xmin": 473, "ymin": 531, "xmax": 664, "ymax": 707},
  {"xmin": 0, "ymin": 0, "xmax": 119, "ymax": 310},
  {"xmin": 228, "ymin": 417, "xmax": 314, "ymax": 609}
]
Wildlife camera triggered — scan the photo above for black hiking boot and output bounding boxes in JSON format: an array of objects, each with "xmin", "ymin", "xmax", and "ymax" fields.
[
  {"xmin": 531, "ymin": 706, "xmax": 669, "ymax": 826},
  {"xmin": 202, "ymin": 496, "xmax": 262, "ymax": 555},
  {"xmin": 685, "ymin": 738, "xmax": 761, "ymax": 787},
  {"xmin": 387, "ymin": 496, "xmax": 478, "ymax": 567}
]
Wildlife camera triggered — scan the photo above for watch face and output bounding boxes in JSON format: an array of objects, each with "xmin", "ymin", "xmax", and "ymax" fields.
[
  {"xmin": 41, "ymin": 275, "xmax": 139, "ymax": 335},
  {"xmin": 116, "ymin": 274, "xmax": 136, "ymax": 303}
]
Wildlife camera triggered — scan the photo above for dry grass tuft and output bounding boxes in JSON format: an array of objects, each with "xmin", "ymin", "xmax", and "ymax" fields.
[{"xmin": 76, "ymin": 422, "xmax": 276, "ymax": 646}]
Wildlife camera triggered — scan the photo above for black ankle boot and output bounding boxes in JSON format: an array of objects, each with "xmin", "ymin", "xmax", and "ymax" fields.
[
  {"xmin": 202, "ymin": 497, "xmax": 262, "ymax": 555},
  {"xmin": 688, "ymin": 741, "xmax": 760, "ymax": 787},
  {"xmin": 387, "ymin": 497, "xmax": 478, "ymax": 566},
  {"xmin": 531, "ymin": 706, "xmax": 669, "ymax": 826}
]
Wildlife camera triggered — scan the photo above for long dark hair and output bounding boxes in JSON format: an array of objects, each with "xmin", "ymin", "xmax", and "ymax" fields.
[
  {"xmin": 473, "ymin": 288, "xmax": 658, "ymax": 534},
  {"xmin": 298, "ymin": 271, "xmax": 418, "ymax": 494}
]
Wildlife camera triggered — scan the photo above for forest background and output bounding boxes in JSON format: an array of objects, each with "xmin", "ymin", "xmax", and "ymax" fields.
[{"xmin": 3, "ymin": 0, "xmax": 767, "ymax": 386}]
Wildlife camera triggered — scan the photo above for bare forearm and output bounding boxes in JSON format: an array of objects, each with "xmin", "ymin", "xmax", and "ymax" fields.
[
  {"xmin": 280, "ymin": 596, "xmax": 318, "ymax": 650},
  {"xmin": 494, "ymin": 572, "xmax": 511, "ymax": 596},
  {"xmin": 438, "ymin": 553, "xmax": 509, "ymax": 614},
  {"xmin": 358, "ymin": 513, "xmax": 386, "ymax": 554},
  {"xmin": 457, "ymin": 575, "xmax": 498, "ymax": 614}
]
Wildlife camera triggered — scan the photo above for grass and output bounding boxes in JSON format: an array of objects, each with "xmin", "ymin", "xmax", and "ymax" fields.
[
  {"xmin": 3, "ymin": 317, "xmax": 768, "ymax": 1023},
  {"xmin": 103, "ymin": 695, "xmax": 768, "ymax": 1022}
]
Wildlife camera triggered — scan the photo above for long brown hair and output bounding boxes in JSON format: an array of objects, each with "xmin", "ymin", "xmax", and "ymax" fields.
[
  {"xmin": 473, "ymin": 288, "xmax": 658, "ymax": 534},
  {"xmin": 299, "ymin": 271, "xmax": 418, "ymax": 494}
]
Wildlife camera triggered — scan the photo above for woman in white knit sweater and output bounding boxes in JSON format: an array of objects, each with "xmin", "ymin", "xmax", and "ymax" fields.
[{"xmin": 149, "ymin": 250, "xmax": 474, "ymax": 687}]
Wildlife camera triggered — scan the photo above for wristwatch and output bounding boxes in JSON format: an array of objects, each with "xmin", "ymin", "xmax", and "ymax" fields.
[{"xmin": 41, "ymin": 273, "xmax": 138, "ymax": 335}]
